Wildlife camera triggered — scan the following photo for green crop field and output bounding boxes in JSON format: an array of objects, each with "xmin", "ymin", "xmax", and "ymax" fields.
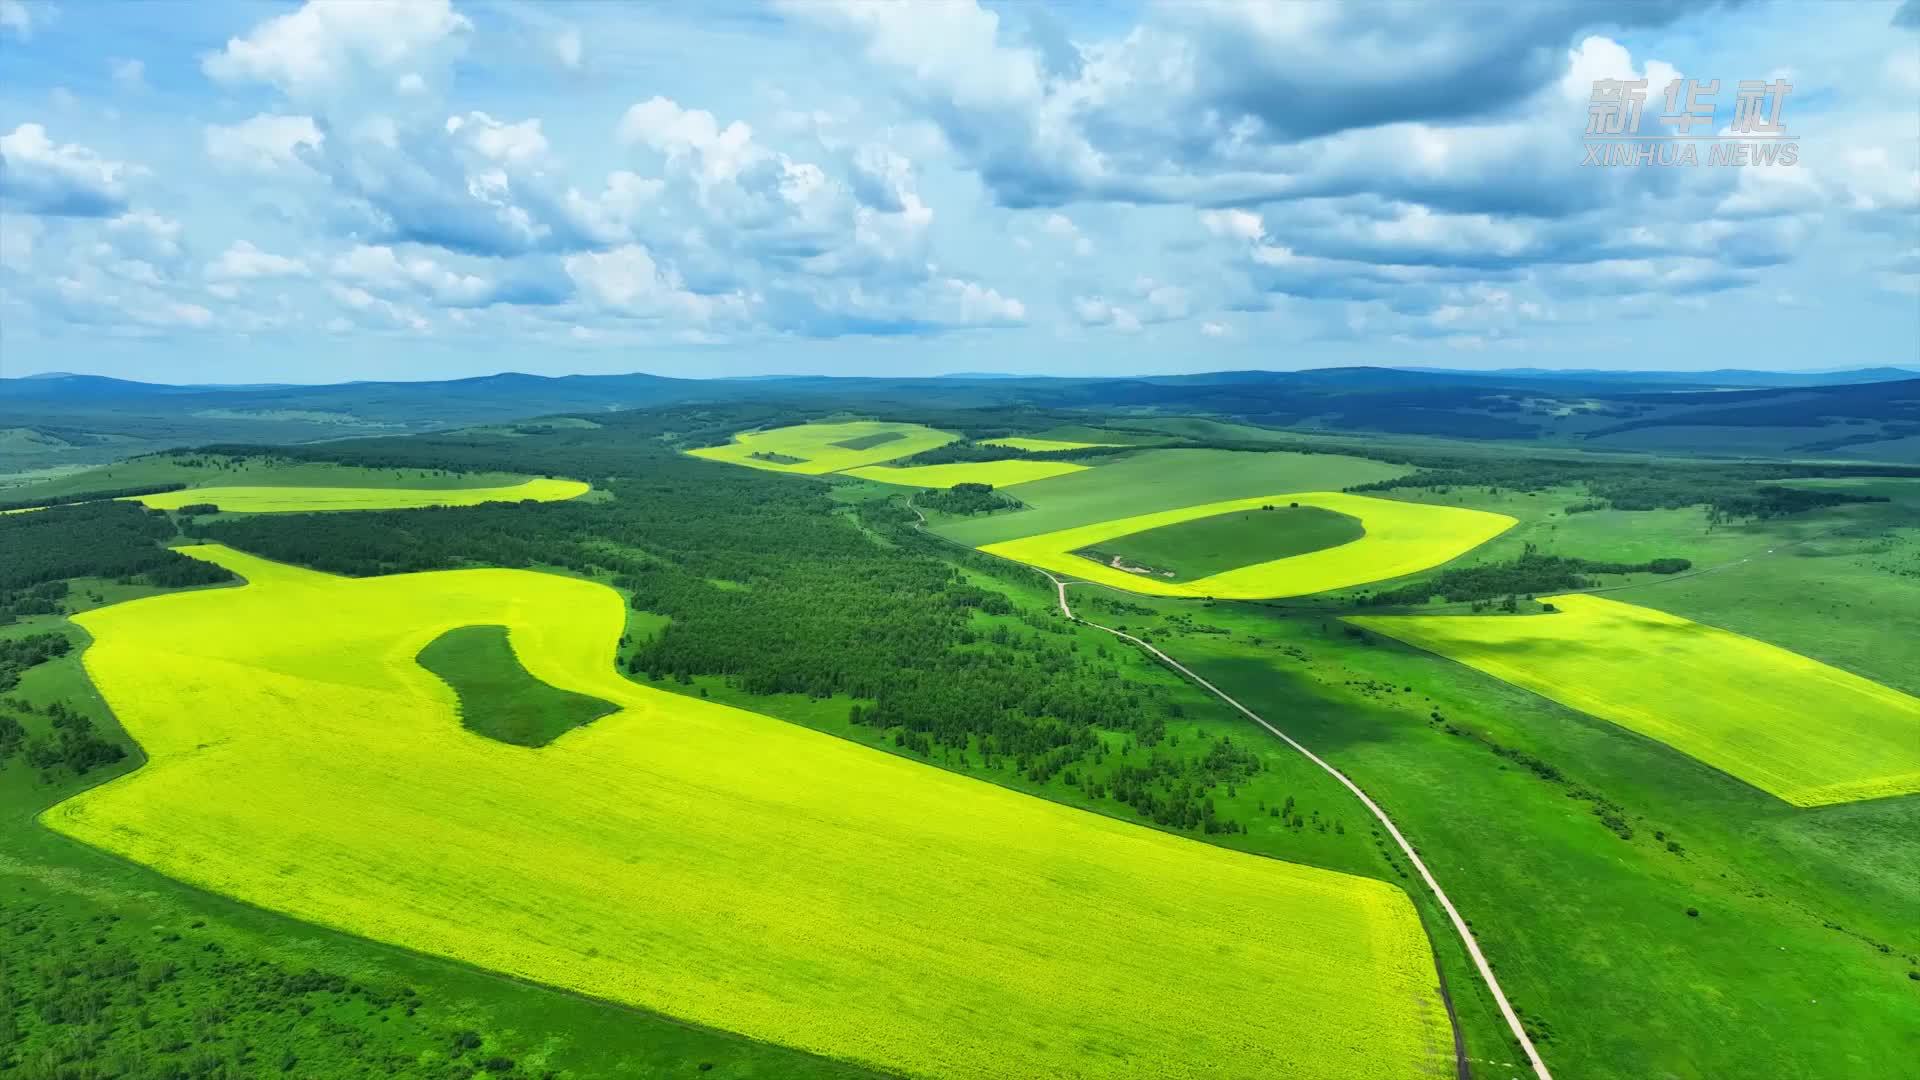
[
  {"xmin": 1349, "ymin": 594, "xmax": 1920, "ymax": 806},
  {"xmin": 46, "ymin": 543, "xmax": 1453, "ymax": 1080},
  {"xmin": 687, "ymin": 421, "xmax": 957, "ymax": 475},
  {"xmin": 931, "ymin": 448, "xmax": 1410, "ymax": 547},
  {"xmin": 985, "ymin": 492, "xmax": 1514, "ymax": 599},
  {"xmin": 844, "ymin": 459, "xmax": 1089, "ymax": 487},
  {"xmin": 1077, "ymin": 504, "xmax": 1365, "ymax": 580}
]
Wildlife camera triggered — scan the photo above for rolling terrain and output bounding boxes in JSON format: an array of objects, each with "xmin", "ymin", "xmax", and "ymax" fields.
[{"xmin": 4, "ymin": 390, "xmax": 1917, "ymax": 1080}]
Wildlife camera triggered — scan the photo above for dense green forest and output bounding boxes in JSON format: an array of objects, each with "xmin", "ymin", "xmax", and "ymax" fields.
[
  {"xmin": 915, "ymin": 483, "xmax": 1017, "ymax": 515},
  {"xmin": 0, "ymin": 502, "xmax": 233, "ymax": 625},
  {"xmin": 1360, "ymin": 550, "xmax": 1693, "ymax": 608}
]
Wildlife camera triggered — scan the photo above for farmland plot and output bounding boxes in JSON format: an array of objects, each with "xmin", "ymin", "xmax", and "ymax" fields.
[
  {"xmin": 47, "ymin": 544, "xmax": 1453, "ymax": 1080},
  {"xmin": 687, "ymin": 421, "xmax": 957, "ymax": 475},
  {"xmin": 1350, "ymin": 594, "xmax": 1920, "ymax": 806},
  {"xmin": 984, "ymin": 492, "xmax": 1514, "ymax": 599},
  {"xmin": 130, "ymin": 477, "xmax": 588, "ymax": 513}
]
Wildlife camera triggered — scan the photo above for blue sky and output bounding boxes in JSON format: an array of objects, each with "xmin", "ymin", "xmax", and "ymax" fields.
[{"xmin": 0, "ymin": 0, "xmax": 1915, "ymax": 383}]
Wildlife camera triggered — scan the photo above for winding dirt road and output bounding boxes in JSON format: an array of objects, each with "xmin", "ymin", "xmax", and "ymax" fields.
[{"xmin": 1043, "ymin": 572, "xmax": 1553, "ymax": 1080}]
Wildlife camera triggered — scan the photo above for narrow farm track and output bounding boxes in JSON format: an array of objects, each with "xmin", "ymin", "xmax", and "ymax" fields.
[
  {"xmin": 1043, "ymin": 572, "xmax": 1554, "ymax": 1080},
  {"xmin": 907, "ymin": 500, "xmax": 1554, "ymax": 1080}
]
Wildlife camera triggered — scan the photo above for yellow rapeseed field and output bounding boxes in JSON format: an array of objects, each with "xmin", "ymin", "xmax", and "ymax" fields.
[
  {"xmin": 48, "ymin": 545, "xmax": 1451, "ymax": 1080},
  {"xmin": 983, "ymin": 492, "xmax": 1514, "ymax": 599},
  {"xmin": 1349, "ymin": 594, "xmax": 1920, "ymax": 806},
  {"xmin": 687, "ymin": 420, "xmax": 957, "ymax": 474},
  {"xmin": 129, "ymin": 478, "xmax": 589, "ymax": 513},
  {"xmin": 844, "ymin": 459, "xmax": 1089, "ymax": 488},
  {"xmin": 980, "ymin": 436, "xmax": 1119, "ymax": 451}
]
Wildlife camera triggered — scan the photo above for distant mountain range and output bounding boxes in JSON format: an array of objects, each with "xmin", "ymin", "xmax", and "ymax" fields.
[
  {"xmin": 1391, "ymin": 366, "xmax": 1920, "ymax": 388},
  {"xmin": 3, "ymin": 365, "xmax": 1916, "ymax": 468}
]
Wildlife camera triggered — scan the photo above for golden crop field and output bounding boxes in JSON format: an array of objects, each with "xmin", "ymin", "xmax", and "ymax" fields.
[
  {"xmin": 981, "ymin": 436, "xmax": 1119, "ymax": 452},
  {"xmin": 48, "ymin": 545, "xmax": 1452, "ymax": 1080},
  {"xmin": 983, "ymin": 492, "xmax": 1514, "ymax": 599},
  {"xmin": 844, "ymin": 459, "xmax": 1089, "ymax": 488},
  {"xmin": 1349, "ymin": 594, "xmax": 1920, "ymax": 806},
  {"xmin": 687, "ymin": 420, "xmax": 957, "ymax": 475},
  {"xmin": 129, "ymin": 478, "xmax": 589, "ymax": 513}
]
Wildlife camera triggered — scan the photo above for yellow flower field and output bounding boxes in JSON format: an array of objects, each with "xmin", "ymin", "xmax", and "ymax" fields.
[
  {"xmin": 981, "ymin": 436, "xmax": 1119, "ymax": 451},
  {"xmin": 844, "ymin": 459, "xmax": 1089, "ymax": 487},
  {"xmin": 47, "ymin": 545, "xmax": 1452, "ymax": 1080},
  {"xmin": 127, "ymin": 477, "xmax": 589, "ymax": 513},
  {"xmin": 687, "ymin": 420, "xmax": 957, "ymax": 474},
  {"xmin": 1349, "ymin": 594, "xmax": 1920, "ymax": 806},
  {"xmin": 982, "ymin": 492, "xmax": 1514, "ymax": 599}
]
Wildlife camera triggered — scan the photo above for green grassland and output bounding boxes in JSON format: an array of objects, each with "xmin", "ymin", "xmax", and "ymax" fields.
[
  {"xmin": 1016, "ymin": 424, "xmax": 1173, "ymax": 446},
  {"xmin": 1078, "ymin": 505, "xmax": 1365, "ymax": 581},
  {"xmin": 416, "ymin": 624, "xmax": 620, "ymax": 747},
  {"xmin": 1350, "ymin": 594, "xmax": 1920, "ymax": 806},
  {"xmin": 930, "ymin": 448, "xmax": 1410, "ymax": 547},
  {"xmin": 687, "ymin": 421, "xmax": 957, "ymax": 475},
  {"xmin": 842, "ymin": 459, "xmax": 1089, "ymax": 488},
  {"xmin": 980, "ymin": 436, "xmax": 1120, "ymax": 452},
  {"xmin": 1097, "ymin": 595, "xmax": 1920, "ymax": 1080},
  {"xmin": 46, "ymin": 544, "xmax": 1454, "ymax": 1080}
]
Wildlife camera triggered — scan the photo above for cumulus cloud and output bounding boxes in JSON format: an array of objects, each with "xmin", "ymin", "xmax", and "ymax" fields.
[
  {"xmin": 0, "ymin": 123, "xmax": 141, "ymax": 216},
  {"xmin": 564, "ymin": 244, "xmax": 748, "ymax": 323},
  {"xmin": 1072, "ymin": 295, "xmax": 1142, "ymax": 332},
  {"xmin": 446, "ymin": 111, "xmax": 549, "ymax": 167},
  {"xmin": 208, "ymin": 240, "xmax": 308, "ymax": 280},
  {"xmin": 202, "ymin": 0, "xmax": 472, "ymax": 100},
  {"xmin": 940, "ymin": 277, "xmax": 1026, "ymax": 325},
  {"xmin": 205, "ymin": 114, "xmax": 325, "ymax": 172},
  {"xmin": 104, "ymin": 211, "xmax": 185, "ymax": 265}
]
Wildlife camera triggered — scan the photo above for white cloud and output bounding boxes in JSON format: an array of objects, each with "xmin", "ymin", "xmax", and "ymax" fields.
[
  {"xmin": 205, "ymin": 114, "xmax": 325, "ymax": 172},
  {"xmin": 328, "ymin": 282, "xmax": 429, "ymax": 330},
  {"xmin": 446, "ymin": 111, "xmax": 549, "ymax": 168},
  {"xmin": 1199, "ymin": 209, "xmax": 1265, "ymax": 241},
  {"xmin": 1200, "ymin": 320, "xmax": 1229, "ymax": 337},
  {"xmin": 330, "ymin": 243, "xmax": 491, "ymax": 304},
  {"xmin": 0, "ymin": 123, "xmax": 141, "ymax": 216},
  {"xmin": 619, "ymin": 96, "xmax": 763, "ymax": 186},
  {"xmin": 1072, "ymin": 295, "xmax": 1142, "ymax": 332},
  {"xmin": 564, "ymin": 244, "xmax": 746, "ymax": 322},
  {"xmin": 105, "ymin": 210, "xmax": 184, "ymax": 264},
  {"xmin": 941, "ymin": 277, "xmax": 1026, "ymax": 324},
  {"xmin": 208, "ymin": 240, "xmax": 308, "ymax": 280},
  {"xmin": 562, "ymin": 170, "xmax": 665, "ymax": 244},
  {"xmin": 202, "ymin": 0, "xmax": 472, "ymax": 99},
  {"xmin": 1043, "ymin": 212, "xmax": 1093, "ymax": 256}
]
